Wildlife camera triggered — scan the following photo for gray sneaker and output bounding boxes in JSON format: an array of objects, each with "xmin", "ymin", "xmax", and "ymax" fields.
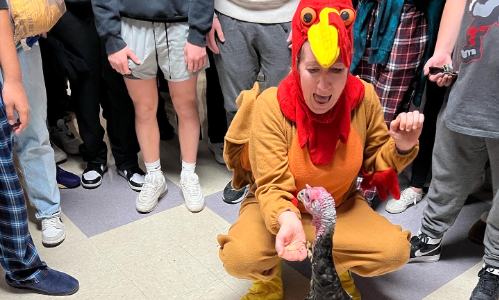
[
  {"xmin": 42, "ymin": 215, "xmax": 66, "ymax": 246},
  {"xmin": 208, "ymin": 142, "xmax": 225, "ymax": 165},
  {"xmin": 136, "ymin": 174, "xmax": 167, "ymax": 213}
]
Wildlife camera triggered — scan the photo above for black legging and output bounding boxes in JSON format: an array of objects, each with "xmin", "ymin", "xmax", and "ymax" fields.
[
  {"xmin": 44, "ymin": 2, "xmax": 139, "ymax": 170},
  {"xmin": 410, "ymin": 80, "xmax": 447, "ymax": 188}
]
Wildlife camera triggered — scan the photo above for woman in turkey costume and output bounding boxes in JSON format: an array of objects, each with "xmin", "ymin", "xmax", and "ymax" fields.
[{"xmin": 217, "ymin": 0, "xmax": 424, "ymax": 298}]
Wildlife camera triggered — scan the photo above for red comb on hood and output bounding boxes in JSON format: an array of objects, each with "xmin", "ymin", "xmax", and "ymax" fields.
[{"xmin": 277, "ymin": 0, "xmax": 365, "ymax": 166}]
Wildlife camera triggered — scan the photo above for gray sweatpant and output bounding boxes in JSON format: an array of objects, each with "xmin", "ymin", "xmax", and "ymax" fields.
[
  {"xmin": 420, "ymin": 108, "xmax": 499, "ymax": 268},
  {"xmin": 213, "ymin": 13, "xmax": 292, "ymax": 126}
]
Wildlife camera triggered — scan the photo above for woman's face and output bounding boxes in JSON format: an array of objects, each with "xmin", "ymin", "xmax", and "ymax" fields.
[{"xmin": 298, "ymin": 42, "xmax": 348, "ymax": 115}]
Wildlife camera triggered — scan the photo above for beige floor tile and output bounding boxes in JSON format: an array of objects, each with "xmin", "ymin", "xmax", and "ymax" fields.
[
  {"xmin": 37, "ymin": 238, "xmax": 117, "ymax": 287},
  {"xmin": 121, "ymin": 245, "xmax": 217, "ymax": 300},
  {"xmin": 148, "ymin": 206, "xmax": 230, "ymax": 246},
  {"xmin": 63, "ymin": 270, "xmax": 148, "ymax": 300},
  {"xmin": 180, "ymin": 279, "xmax": 240, "ymax": 300},
  {"xmin": 219, "ymin": 274, "xmax": 253, "ymax": 297},
  {"xmin": 424, "ymin": 262, "xmax": 483, "ymax": 300},
  {"xmin": 27, "ymin": 211, "xmax": 87, "ymax": 251},
  {"xmin": 90, "ymin": 218, "xmax": 178, "ymax": 268},
  {"xmin": 0, "ymin": 269, "xmax": 53, "ymax": 300},
  {"xmin": 182, "ymin": 225, "xmax": 230, "ymax": 278}
]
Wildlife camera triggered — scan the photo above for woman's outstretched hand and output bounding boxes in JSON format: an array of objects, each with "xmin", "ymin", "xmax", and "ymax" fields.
[
  {"xmin": 389, "ymin": 111, "xmax": 424, "ymax": 152},
  {"xmin": 275, "ymin": 211, "xmax": 308, "ymax": 261}
]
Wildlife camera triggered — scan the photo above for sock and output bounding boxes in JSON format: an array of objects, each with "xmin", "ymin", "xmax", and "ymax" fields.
[
  {"xmin": 181, "ymin": 160, "xmax": 196, "ymax": 174},
  {"xmin": 145, "ymin": 160, "xmax": 162, "ymax": 177}
]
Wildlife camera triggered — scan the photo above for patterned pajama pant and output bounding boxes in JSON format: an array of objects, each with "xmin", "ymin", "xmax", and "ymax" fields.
[
  {"xmin": 0, "ymin": 88, "xmax": 47, "ymax": 283},
  {"xmin": 353, "ymin": 1, "xmax": 429, "ymax": 203}
]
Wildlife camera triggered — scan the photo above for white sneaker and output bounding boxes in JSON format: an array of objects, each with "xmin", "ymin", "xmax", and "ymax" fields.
[
  {"xmin": 385, "ymin": 187, "xmax": 423, "ymax": 214},
  {"xmin": 180, "ymin": 171, "xmax": 205, "ymax": 212},
  {"xmin": 52, "ymin": 143, "xmax": 67, "ymax": 164},
  {"xmin": 49, "ymin": 119, "xmax": 82, "ymax": 155},
  {"xmin": 136, "ymin": 174, "xmax": 167, "ymax": 213},
  {"xmin": 42, "ymin": 215, "xmax": 66, "ymax": 246},
  {"xmin": 208, "ymin": 142, "xmax": 225, "ymax": 165}
]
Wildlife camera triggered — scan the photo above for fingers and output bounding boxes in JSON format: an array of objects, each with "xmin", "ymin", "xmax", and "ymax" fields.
[
  {"xmin": 216, "ymin": 26, "xmax": 225, "ymax": 43},
  {"xmin": 398, "ymin": 113, "xmax": 407, "ymax": 131},
  {"xmin": 5, "ymin": 104, "xmax": 15, "ymax": 125},
  {"xmin": 390, "ymin": 115, "xmax": 400, "ymax": 133},
  {"xmin": 395, "ymin": 112, "xmax": 424, "ymax": 132},
  {"xmin": 17, "ymin": 108, "xmax": 30, "ymax": 133},
  {"xmin": 275, "ymin": 233, "xmax": 286, "ymax": 257},
  {"xmin": 127, "ymin": 48, "xmax": 141, "ymax": 65}
]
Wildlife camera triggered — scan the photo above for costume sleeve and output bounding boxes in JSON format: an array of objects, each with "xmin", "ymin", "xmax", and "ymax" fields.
[
  {"xmin": 91, "ymin": 0, "xmax": 127, "ymax": 55},
  {"xmin": 362, "ymin": 82, "xmax": 419, "ymax": 177},
  {"xmin": 249, "ymin": 90, "xmax": 301, "ymax": 235},
  {"xmin": 187, "ymin": 0, "xmax": 214, "ymax": 47}
]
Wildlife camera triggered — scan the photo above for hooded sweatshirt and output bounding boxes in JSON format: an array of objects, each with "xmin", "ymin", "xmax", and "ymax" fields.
[
  {"xmin": 90, "ymin": 0, "xmax": 214, "ymax": 55},
  {"xmin": 215, "ymin": 0, "xmax": 299, "ymax": 24}
]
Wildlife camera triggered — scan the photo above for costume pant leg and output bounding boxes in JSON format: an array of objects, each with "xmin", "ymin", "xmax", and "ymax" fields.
[
  {"xmin": 420, "ymin": 112, "xmax": 489, "ymax": 239},
  {"xmin": 0, "ymin": 87, "xmax": 47, "ymax": 283},
  {"xmin": 213, "ymin": 13, "xmax": 260, "ymax": 127}
]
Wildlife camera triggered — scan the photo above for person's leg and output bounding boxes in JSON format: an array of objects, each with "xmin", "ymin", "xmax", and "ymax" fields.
[
  {"xmin": 470, "ymin": 138, "xmax": 499, "ymax": 300},
  {"xmin": 385, "ymin": 81, "xmax": 447, "ymax": 214},
  {"xmin": 3, "ymin": 43, "xmax": 65, "ymax": 246},
  {"xmin": 213, "ymin": 13, "xmax": 260, "ymax": 127},
  {"xmin": 206, "ymin": 50, "xmax": 227, "ymax": 164},
  {"xmin": 49, "ymin": 5, "xmax": 108, "ymax": 188},
  {"xmin": 411, "ymin": 112, "xmax": 489, "ymax": 262},
  {"xmin": 158, "ymin": 21, "xmax": 206, "ymax": 212},
  {"xmin": 256, "ymin": 22, "xmax": 292, "ymax": 89}
]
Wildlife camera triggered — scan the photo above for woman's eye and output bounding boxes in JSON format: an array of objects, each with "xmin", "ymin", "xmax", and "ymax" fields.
[
  {"xmin": 330, "ymin": 68, "xmax": 343, "ymax": 73},
  {"xmin": 307, "ymin": 68, "xmax": 320, "ymax": 74}
]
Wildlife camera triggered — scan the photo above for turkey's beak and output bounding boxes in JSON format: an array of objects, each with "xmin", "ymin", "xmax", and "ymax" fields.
[{"xmin": 308, "ymin": 8, "xmax": 342, "ymax": 68}]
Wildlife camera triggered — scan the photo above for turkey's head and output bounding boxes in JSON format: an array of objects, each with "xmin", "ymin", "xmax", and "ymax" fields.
[{"xmin": 297, "ymin": 184, "xmax": 337, "ymax": 237}]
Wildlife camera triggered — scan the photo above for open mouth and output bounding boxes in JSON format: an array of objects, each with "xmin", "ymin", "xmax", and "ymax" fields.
[{"xmin": 313, "ymin": 93, "xmax": 332, "ymax": 104}]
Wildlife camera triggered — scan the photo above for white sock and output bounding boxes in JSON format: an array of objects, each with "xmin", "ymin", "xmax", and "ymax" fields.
[
  {"xmin": 181, "ymin": 160, "xmax": 196, "ymax": 174},
  {"xmin": 145, "ymin": 160, "xmax": 163, "ymax": 177}
]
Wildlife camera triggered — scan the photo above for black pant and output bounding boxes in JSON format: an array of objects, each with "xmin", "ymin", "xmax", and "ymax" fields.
[
  {"xmin": 46, "ymin": 3, "xmax": 139, "ymax": 170},
  {"xmin": 410, "ymin": 80, "xmax": 447, "ymax": 188},
  {"xmin": 206, "ymin": 50, "xmax": 227, "ymax": 144}
]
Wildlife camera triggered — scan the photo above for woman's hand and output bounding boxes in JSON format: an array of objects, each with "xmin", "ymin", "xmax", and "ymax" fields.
[
  {"xmin": 275, "ymin": 211, "xmax": 308, "ymax": 261},
  {"xmin": 389, "ymin": 111, "xmax": 424, "ymax": 152},
  {"xmin": 424, "ymin": 51, "xmax": 455, "ymax": 87}
]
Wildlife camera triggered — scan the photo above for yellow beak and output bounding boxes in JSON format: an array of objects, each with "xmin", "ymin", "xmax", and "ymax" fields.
[{"xmin": 308, "ymin": 8, "xmax": 340, "ymax": 68}]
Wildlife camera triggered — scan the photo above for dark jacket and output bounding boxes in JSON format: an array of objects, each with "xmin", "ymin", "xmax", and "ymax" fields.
[{"xmin": 90, "ymin": 0, "xmax": 214, "ymax": 55}]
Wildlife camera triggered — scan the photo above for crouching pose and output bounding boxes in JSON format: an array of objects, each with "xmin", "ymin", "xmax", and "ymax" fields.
[{"xmin": 217, "ymin": 0, "xmax": 424, "ymax": 299}]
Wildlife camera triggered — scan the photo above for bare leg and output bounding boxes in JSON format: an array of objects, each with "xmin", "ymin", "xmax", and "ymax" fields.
[
  {"xmin": 124, "ymin": 78, "xmax": 160, "ymax": 163},
  {"xmin": 168, "ymin": 76, "xmax": 200, "ymax": 163}
]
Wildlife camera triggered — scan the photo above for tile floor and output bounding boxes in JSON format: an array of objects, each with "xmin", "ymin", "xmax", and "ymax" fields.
[{"xmin": 0, "ymin": 72, "xmax": 491, "ymax": 300}]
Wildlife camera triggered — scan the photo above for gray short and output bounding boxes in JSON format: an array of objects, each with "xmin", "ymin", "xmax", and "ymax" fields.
[{"xmin": 121, "ymin": 17, "xmax": 208, "ymax": 82}]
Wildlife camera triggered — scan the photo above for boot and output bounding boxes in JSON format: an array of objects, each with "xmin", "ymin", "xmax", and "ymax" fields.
[
  {"xmin": 241, "ymin": 260, "xmax": 283, "ymax": 300},
  {"xmin": 339, "ymin": 270, "xmax": 361, "ymax": 300}
]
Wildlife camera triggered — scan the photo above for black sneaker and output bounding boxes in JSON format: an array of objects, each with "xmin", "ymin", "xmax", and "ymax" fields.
[
  {"xmin": 409, "ymin": 231, "xmax": 442, "ymax": 263},
  {"xmin": 81, "ymin": 163, "xmax": 107, "ymax": 189},
  {"xmin": 118, "ymin": 166, "xmax": 146, "ymax": 192},
  {"xmin": 222, "ymin": 180, "xmax": 249, "ymax": 204},
  {"xmin": 470, "ymin": 266, "xmax": 499, "ymax": 300}
]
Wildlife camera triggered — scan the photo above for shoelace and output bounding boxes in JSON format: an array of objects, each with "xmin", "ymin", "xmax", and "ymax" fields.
[
  {"xmin": 181, "ymin": 173, "xmax": 201, "ymax": 198},
  {"xmin": 400, "ymin": 189, "xmax": 420, "ymax": 206},
  {"xmin": 477, "ymin": 268, "xmax": 499, "ymax": 295},
  {"xmin": 139, "ymin": 179, "xmax": 161, "ymax": 203},
  {"xmin": 43, "ymin": 217, "xmax": 59, "ymax": 229}
]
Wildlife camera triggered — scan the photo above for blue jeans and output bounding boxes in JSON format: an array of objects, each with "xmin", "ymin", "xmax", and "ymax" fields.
[{"xmin": 0, "ymin": 43, "xmax": 61, "ymax": 219}]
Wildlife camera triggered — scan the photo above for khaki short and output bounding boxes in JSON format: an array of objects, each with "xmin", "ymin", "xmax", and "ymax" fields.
[{"xmin": 121, "ymin": 17, "xmax": 208, "ymax": 82}]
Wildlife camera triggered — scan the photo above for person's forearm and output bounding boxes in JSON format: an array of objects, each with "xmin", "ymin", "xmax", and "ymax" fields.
[
  {"xmin": 434, "ymin": 0, "xmax": 467, "ymax": 54},
  {"xmin": 0, "ymin": 10, "xmax": 22, "ymax": 84}
]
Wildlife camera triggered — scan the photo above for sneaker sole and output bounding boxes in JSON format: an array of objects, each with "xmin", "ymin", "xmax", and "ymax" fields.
[
  {"xmin": 136, "ymin": 186, "xmax": 168, "ymax": 213},
  {"xmin": 184, "ymin": 197, "xmax": 206, "ymax": 213},
  {"xmin": 409, "ymin": 254, "xmax": 441, "ymax": 263},
  {"xmin": 222, "ymin": 188, "xmax": 249, "ymax": 205},
  {"xmin": 81, "ymin": 178, "xmax": 103, "ymax": 189},
  {"xmin": 42, "ymin": 231, "xmax": 66, "ymax": 247},
  {"xmin": 7, "ymin": 281, "xmax": 79, "ymax": 296},
  {"xmin": 385, "ymin": 198, "xmax": 423, "ymax": 214},
  {"xmin": 117, "ymin": 171, "xmax": 143, "ymax": 192}
]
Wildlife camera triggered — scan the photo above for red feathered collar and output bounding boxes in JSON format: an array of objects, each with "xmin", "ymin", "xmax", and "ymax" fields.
[{"xmin": 277, "ymin": 73, "xmax": 365, "ymax": 165}]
